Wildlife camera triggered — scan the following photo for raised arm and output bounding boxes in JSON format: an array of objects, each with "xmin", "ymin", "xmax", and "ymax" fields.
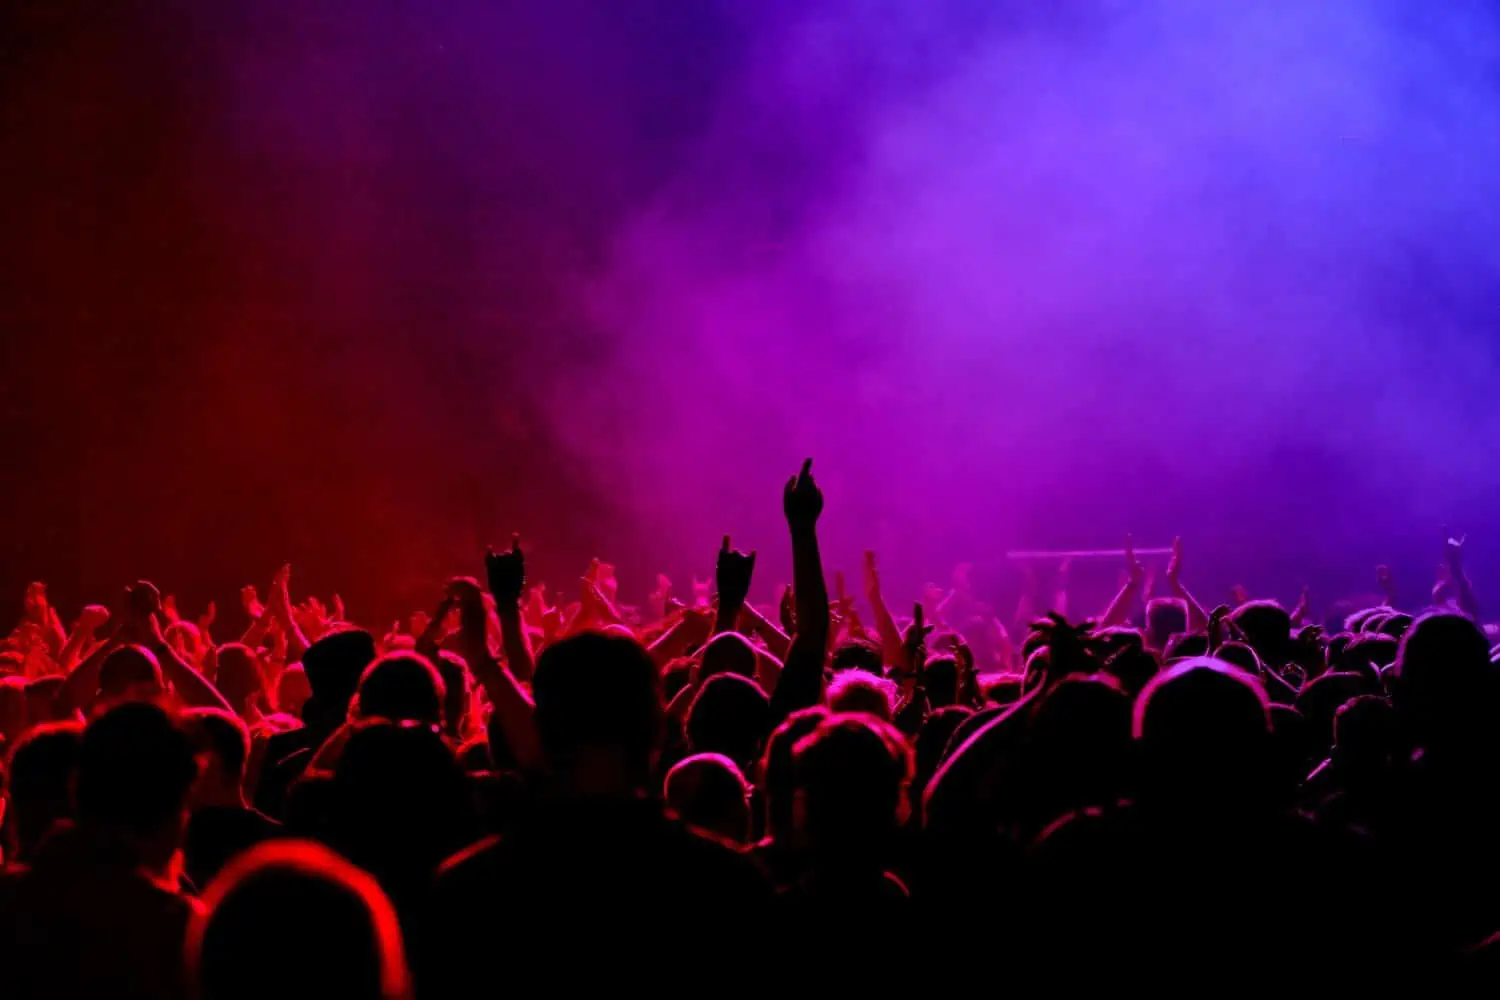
[
  {"xmin": 1163, "ymin": 536, "xmax": 1210, "ymax": 632},
  {"xmin": 485, "ymin": 535, "xmax": 536, "ymax": 683},
  {"xmin": 713, "ymin": 535, "xmax": 756, "ymax": 637},
  {"xmin": 57, "ymin": 604, "xmax": 110, "ymax": 674},
  {"xmin": 450, "ymin": 576, "xmax": 541, "ymax": 772},
  {"xmin": 264, "ymin": 566, "xmax": 310, "ymax": 661},
  {"xmin": 132, "ymin": 582, "xmax": 233, "ymax": 712},
  {"xmin": 1099, "ymin": 535, "xmax": 1146, "ymax": 626},
  {"xmin": 863, "ymin": 550, "xmax": 905, "ymax": 670},
  {"xmin": 1444, "ymin": 529, "xmax": 1481, "ymax": 621},
  {"xmin": 769, "ymin": 459, "xmax": 828, "ymax": 724}
]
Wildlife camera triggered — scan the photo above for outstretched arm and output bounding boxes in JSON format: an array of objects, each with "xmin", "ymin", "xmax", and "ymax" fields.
[
  {"xmin": 1445, "ymin": 530, "xmax": 1480, "ymax": 621},
  {"xmin": 1163, "ymin": 536, "xmax": 1210, "ymax": 631},
  {"xmin": 1099, "ymin": 536, "xmax": 1146, "ymax": 627},
  {"xmin": 770, "ymin": 460, "xmax": 829, "ymax": 724},
  {"xmin": 863, "ymin": 551, "xmax": 905, "ymax": 670},
  {"xmin": 485, "ymin": 535, "xmax": 536, "ymax": 683},
  {"xmin": 451, "ymin": 577, "xmax": 541, "ymax": 772}
]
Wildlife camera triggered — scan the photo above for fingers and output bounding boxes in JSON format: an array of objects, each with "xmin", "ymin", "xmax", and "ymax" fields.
[
  {"xmin": 800, "ymin": 458, "xmax": 813, "ymax": 481},
  {"xmin": 512, "ymin": 533, "xmax": 522, "ymax": 555},
  {"xmin": 722, "ymin": 534, "xmax": 731, "ymax": 553}
]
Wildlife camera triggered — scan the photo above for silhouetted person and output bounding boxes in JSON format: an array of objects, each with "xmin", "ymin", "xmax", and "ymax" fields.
[
  {"xmin": 685, "ymin": 671, "xmax": 771, "ymax": 776},
  {"xmin": 0, "ymin": 702, "xmax": 200, "ymax": 1000},
  {"xmin": 182, "ymin": 708, "xmax": 281, "ymax": 890},
  {"xmin": 188, "ymin": 839, "xmax": 411, "ymax": 1000},
  {"xmin": 421, "ymin": 632, "xmax": 769, "ymax": 997},
  {"xmin": 1, "ymin": 720, "xmax": 82, "ymax": 866},
  {"xmin": 751, "ymin": 706, "xmax": 828, "ymax": 887},
  {"xmin": 255, "ymin": 629, "xmax": 376, "ymax": 819}
]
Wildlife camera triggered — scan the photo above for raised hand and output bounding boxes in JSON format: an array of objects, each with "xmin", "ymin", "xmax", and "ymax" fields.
[
  {"xmin": 76, "ymin": 604, "xmax": 111, "ymax": 638},
  {"xmin": 163, "ymin": 594, "xmax": 181, "ymax": 623},
  {"xmin": 1165, "ymin": 537, "xmax": 1182, "ymax": 589},
  {"xmin": 715, "ymin": 535, "xmax": 756, "ymax": 609},
  {"xmin": 486, "ymin": 534, "xmax": 527, "ymax": 605},
  {"xmin": 330, "ymin": 594, "xmax": 345, "ymax": 623},
  {"xmin": 241, "ymin": 585, "xmax": 265, "ymax": 621},
  {"xmin": 783, "ymin": 458, "xmax": 824, "ymax": 530},
  {"xmin": 22, "ymin": 582, "xmax": 48, "ymax": 624},
  {"xmin": 1444, "ymin": 525, "xmax": 1466, "ymax": 569},
  {"xmin": 901, "ymin": 602, "xmax": 934, "ymax": 674},
  {"xmin": 197, "ymin": 601, "xmax": 217, "ymax": 633}
]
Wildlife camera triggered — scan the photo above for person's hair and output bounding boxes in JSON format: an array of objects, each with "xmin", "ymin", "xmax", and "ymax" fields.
[
  {"xmin": 1023, "ymin": 674, "xmax": 1132, "ymax": 830},
  {"xmin": 77, "ymin": 701, "xmax": 197, "ymax": 836},
  {"xmin": 979, "ymin": 674, "xmax": 1026, "ymax": 706},
  {"xmin": 664, "ymin": 752, "xmax": 752, "ymax": 844},
  {"xmin": 1162, "ymin": 632, "xmax": 1209, "ymax": 662},
  {"xmin": 0, "ymin": 676, "xmax": 26, "ymax": 741},
  {"xmin": 356, "ymin": 652, "xmax": 446, "ymax": 726},
  {"xmin": 187, "ymin": 839, "xmax": 411, "ymax": 1000},
  {"xmin": 921, "ymin": 655, "xmax": 960, "ymax": 708},
  {"xmin": 184, "ymin": 707, "xmax": 252, "ymax": 784},
  {"xmin": 1333, "ymin": 694, "xmax": 1396, "ymax": 759},
  {"xmin": 1214, "ymin": 641, "xmax": 1262, "ymax": 677},
  {"xmin": 1338, "ymin": 633, "xmax": 1399, "ymax": 681},
  {"xmin": 1391, "ymin": 611, "xmax": 1495, "ymax": 745},
  {"xmin": 826, "ymin": 669, "xmax": 896, "ymax": 721},
  {"xmin": 302, "ymin": 629, "xmax": 379, "ymax": 722},
  {"xmin": 686, "ymin": 673, "xmax": 771, "ymax": 770},
  {"xmin": 793, "ymin": 713, "xmax": 913, "ymax": 848},
  {"xmin": 1146, "ymin": 599, "xmax": 1189, "ymax": 651},
  {"xmin": 758, "ymin": 706, "xmax": 829, "ymax": 841},
  {"xmin": 327, "ymin": 719, "xmax": 476, "ymax": 899},
  {"xmin": 213, "ymin": 644, "xmax": 264, "ymax": 716},
  {"xmin": 830, "ymin": 638, "xmax": 883, "ymax": 675},
  {"xmin": 1133, "ymin": 658, "xmax": 1271, "ymax": 810},
  {"xmin": 911, "ymin": 705, "xmax": 974, "ymax": 807},
  {"xmin": 1229, "ymin": 601, "xmax": 1292, "ymax": 665},
  {"xmin": 3, "ymin": 720, "xmax": 83, "ymax": 862},
  {"xmin": 97, "ymin": 644, "xmax": 165, "ymax": 700},
  {"xmin": 1103, "ymin": 646, "xmax": 1160, "ymax": 698},
  {"xmin": 700, "ymin": 632, "xmax": 757, "ymax": 681},
  {"xmin": 531, "ymin": 632, "xmax": 663, "ymax": 778}
]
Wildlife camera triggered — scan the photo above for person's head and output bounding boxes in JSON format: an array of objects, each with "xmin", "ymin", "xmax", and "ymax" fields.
[
  {"xmin": 1391, "ymin": 611, "xmax": 1497, "ymax": 749},
  {"xmin": 77, "ymin": 702, "xmax": 197, "ymax": 870},
  {"xmin": 1134, "ymin": 658, "xmax": 1272, "ymax": 812},
  {"xmin": 1229, "ymin": 601, "xmax": 1292, "ymax": 667},
  {"xmin": 275, "ymin": 665, "xmax": 312, "ymax": 717},
  {"xmin": 187, "ymin": 840, "xmax": 411, "ymax": 1000},
  {"xmin": 213, "ymin": 644, "xmax": 265, "ymax": 719},
  {"xmin": 531, "ymin": 632, "xmax": 663, "ymax": 795},
  {"xmin": 1145, "ymin": 599, "xmax": 1188, "ymax": 653},
  {"xmin": 793, "ymin": 714, "xmax": 913, "ymax": 855},
  {"xmin": 356, "ymin": 652, "xmax": 445, "ymax": 727},
  {"xmin": 921, "ymin": 655, "xmax": 960, "ymax": 708},
  {"xmin": 328, "ymin": 720, "xmax": 475, "ymax": 897},
  {"xmin": 1266, "ymin": 703, "xmax": 1311, "ymax": 803},
  {"xmin": 826, "ymin": 669, "xmax": 896, "ymax": 722},
  {"xmin": 1162, "ymin": 632, "xmax": 1210, "ymax": 663},
  {"xmin": 1332, "ymin": 694, "xmax": 1398, "ymax": 770},
  {"xmin": 830, "ymin": 638, "xmax": 883, "ymax": 675},
  {"xmin": 1336, "ymin": 632, "xmax": 1398, "ymax": 685},
  {"xmin": 911, "ymin": 705, "xmax": 974, "ymax": 806},
  {"xmin": 301, "ymin": 630, "xmax": 378, "ymax": 732},
  {"xmin": 166, "ymin": 620, "xmax": 206, "ymax": 666},
  {"xmin": 3, "ymin": 720, "xmax": 83, "ymax": 863},
  {"xmin": 1103, "ymin": 646, "xmax": 1160, "ymax": 698},
  {"xmin": 979, "ymin": 673, "xmax": 1027, "ymax": 706},
  {"xmin": 700, "ymin": 632, "xmax": 757, "ymax": 681},
  {"xmin": 97, "ymin": 644, "xmax": 166, "ymax": 705},
  {"xmin": 433, "ymin": 652, "xmax": 472, "ymax": 740},
  {"xmin": 664, "ymin": 752, "xmax": 752, "ymax": 844},
  {"xmin": 1295, "ymin": 672, "xmax": 1376, "ymax": 756},
  {"xmin": 1213, "ymin": 641, "xmax": 1262, "ymax": 678},
  {"xmin": 686, "ymin": 673, "xmax": 771, "ymax": 774},
  {"xmin": 1024, "ymin": 674, "xmax": 1132, "ymax": 828},
  {"xmin": 758, "ymin": 706, "xmax": 829, "ymax": 842},
  {"xmin": 184, "ymin": 708, "xmax": 251, "ymax": 806}
]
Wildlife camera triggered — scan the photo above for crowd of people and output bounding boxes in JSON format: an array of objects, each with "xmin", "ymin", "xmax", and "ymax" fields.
[{"xmin": 3, "ymin": 458, "xmax": 1500, "ymax": 996}]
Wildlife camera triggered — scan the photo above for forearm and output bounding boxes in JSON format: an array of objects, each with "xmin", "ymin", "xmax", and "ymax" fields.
[
  {"xmin": 1099, "ymin": 582, "xmax": 1142, "ymax": 627},
  {"xmin": 1170, "ymin": 582, "xmax": 1210, "ymax": 632},
  {"xmin": 738, "ymin": 604, "xmax": 791, "ymax": 660},
  {"xmin": 155, "ymin": 641, "xmax": 233, "ymax": 712},
  {"xmin": 467, "ymin": 644, "xmax": 541, "ymax": 771},
  {"xmin": 495, "ymin": 605, "xmax": 535, "ymax": 683},
  {"xmin": 770, "ymin": 528, "xmax": 830, "ymax": 723},
  {"xmin": 712, "ymin": 596, "xmax": 746, "ymax": 639},
  {"xmin": 868, "ymin": 591, "xmax": 905, "ymax": 669}
]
